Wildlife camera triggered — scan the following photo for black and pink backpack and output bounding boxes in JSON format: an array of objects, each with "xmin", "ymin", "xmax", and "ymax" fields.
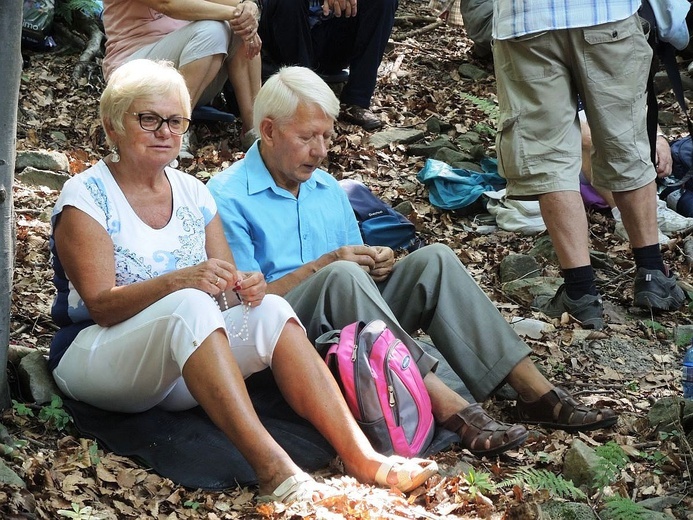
[{"xmin": 321, "ymin": 320, "xmax": 435, "ymax": 457}]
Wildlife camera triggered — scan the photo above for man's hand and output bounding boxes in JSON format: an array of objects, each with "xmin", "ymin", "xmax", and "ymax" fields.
[
  {"xmin": 230, "ymin": 1, "xmax": 259, "ymax": 40},
  {"xmin": 322, "ymin": 0, "xmax": 357, "ymax": 18},
  {"xmin": 369, "ymin": 246, "xmax": 394, "ymax": 282},
  {"xmin": 333, "ymin": 245, "xmax": 377, "ymax": 272},
  {"xmin": 655, "ymin": 134, "xmax": 673, "ymax": 178}
]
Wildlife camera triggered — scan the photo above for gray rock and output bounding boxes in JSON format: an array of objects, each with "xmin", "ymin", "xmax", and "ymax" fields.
[
  {"xmin": 15, "ymin": 150, "xmax": 70, "ymax": 172},
  {"xmin": 502, "ymin": 276, "xmax": 563, "ymax": 306},
  {"xmin": 18, "ymin": 351, "xmax": 63, "ymax": 405},
  {"xmin": 0, "ymin": 459, "xmax": 25, "ymax": 488},
  {"xmin": 366, "ymin": 128, "xmax": 424, "ymax": 149},
  {"xmin": 600, "ymin": 504, "xmax": 671, "ymax": 520},
  {"xmin": 393, "ymin": 200, "xmax": 414, "ymax": 217},
  {"xmin": 17, "ymin": 166, "xmax": 70, "ymax": 191},
  {"xmin": 454, "ymin": 161, "xmax": 484, "ymax": 172},
  {"xmin": 647, "ymin": 396, "xmax": 693, "ymax": 434},
  {"xmin": 8, "ymin": 344, "xmax": 35, "ymax": 366},
  {"xmin": 426, "ymin": 117, "xmax": 441, "ymax": 134},
  {"xmin": 455, "ymin": 131, "xmax": 481, "ymax": 146},
  {"xmin": 457, "ymin": 63, "xmax": 489, "ymax": 81},
  {"xmin": 437, "ymin": 459, "xmax": 474, "ymax": 479},
  {"xmin": 674, "ymin": 324, "xmax": 693, "ymax": 347},
  {"xmin": 499, "ymin": 254, "xmax": 541, "ymax": 283},
  {"xmin": 407, "ymin": 137, "xmax": 456, "ymax": 158},
  {"xmin": 433, "ymin": 147, "xmax": 473, "ymax": 166},
  {"xmin": 636, "ymin": 495, "xmax": 685, "ymax": 512},
  {"xmin": 563, "ymin": 438, "xmax": 602, "ymax": 489},
  {"xmin": 540, "ymin": 500, "xmax": 597, "ymax": 520},
  {"xmin": 528, "ymin": 235, "xmax": 559, "ymax": 264}
]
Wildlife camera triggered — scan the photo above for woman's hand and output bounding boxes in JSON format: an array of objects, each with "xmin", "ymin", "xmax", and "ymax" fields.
[
  {"xmin": 244, "ymin": 33, "xmax": 262, "ymax": 59},
  {"xmin": 188, "ymin": 258, "xmax": 240, "ymax": 295},
  {"xmin": 233, "ymin": 271, "xmax": 266, "ymax": 307}
]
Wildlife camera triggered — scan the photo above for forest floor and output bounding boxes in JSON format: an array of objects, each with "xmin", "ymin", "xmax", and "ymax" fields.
[{"xmin": 3, "ymin": 0, "xmax": 693, "ymax": 518}]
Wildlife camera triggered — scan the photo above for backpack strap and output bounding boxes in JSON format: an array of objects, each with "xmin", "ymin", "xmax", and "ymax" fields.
[{"xmin": 642, "ymin": 0, "xmax": 693, "ymax": 137}]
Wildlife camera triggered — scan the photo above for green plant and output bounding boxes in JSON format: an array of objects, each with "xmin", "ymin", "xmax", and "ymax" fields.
[
  {"xmin": 499, "ymin": 467, "xmax": 585, "ymax": 500},
  {"xmin": 463, "ymin": 468, "xmax": 496, "ymax": 498},
  {"xmin": 38, "ymin": 395, "xmax": 71, "ymax": 431},
  {"xmin": 184, "ymin": 500, "xmax": 201, "ymax": 510},
  {"xmin": 460, "ymin": 92, "xmax": 499, "ymax": 119},
  {"xmin": 593, "ymin": 441, "xmax": 629, "ymax": 489},
  {"xmin": 658, "ymin": 430, "xmax": 680, "ymax": 442},
  {"xmin": 643, "ymin": 319, "xmax": 667, "ymax": 336},
  {"xmin": 57, "ymin": 503, "xmax": 107, "ymax": 519},
  {"xmin": 472, "ymin": 122, "xmax": 496, "ymax": 137},
  {"xmin": 625, "ymin": 380, "xmax": 639, "ymax": 392},
  {"xmin": 12, "ymin": 400, "xmax": 35, "ymax": 418},
  {"xmin": 602, "ymin": 496, "xmax": 652, "ymax": 519}
]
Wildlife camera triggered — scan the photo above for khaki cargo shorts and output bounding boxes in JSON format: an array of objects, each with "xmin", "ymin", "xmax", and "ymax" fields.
[{"xmin": 493, "ymin": 14, "xmax": 656, "ymax": 197}]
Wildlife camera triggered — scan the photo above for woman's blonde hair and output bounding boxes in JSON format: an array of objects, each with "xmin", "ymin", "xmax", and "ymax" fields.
[
  {"xmin": 100, "ymin": 59, "xmax": 192, "ymax": 146},
  {"xmin": 253, "ymin": 66, "xmax": 340, "ymax": 129}
]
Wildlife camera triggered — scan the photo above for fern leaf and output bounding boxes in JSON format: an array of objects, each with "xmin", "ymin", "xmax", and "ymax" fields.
[{"xmin": 498, "ymin": 467, "xmax": 586, "ymax": 500}]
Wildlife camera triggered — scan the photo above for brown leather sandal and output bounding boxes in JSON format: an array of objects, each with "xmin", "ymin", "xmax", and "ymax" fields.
[
  {"xmin": 514, "ymin": 387, "xmax": 618, "ymax": 432},
  {"xmin": 441, "ymin": 403, "xmax": 528, "ymax": 457}
]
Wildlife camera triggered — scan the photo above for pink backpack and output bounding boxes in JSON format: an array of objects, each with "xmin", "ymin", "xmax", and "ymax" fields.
[{"xmin": 323, "ymin": 320, "xmax": 435, "ymax": 457}]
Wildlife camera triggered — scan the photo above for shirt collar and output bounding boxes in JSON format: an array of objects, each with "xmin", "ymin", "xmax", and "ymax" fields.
[{"xmin": 244, "ymin": 140, "xmax": 331, "ymax": 198}]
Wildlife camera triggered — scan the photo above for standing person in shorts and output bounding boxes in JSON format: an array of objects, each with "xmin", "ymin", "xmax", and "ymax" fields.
[{"xmin": 492, "ymin": 0, "xmax": 686, "ymax": 330}]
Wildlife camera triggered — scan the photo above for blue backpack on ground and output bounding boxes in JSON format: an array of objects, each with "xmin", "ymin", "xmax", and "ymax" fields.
[
  {"xmin": 661, "ymin": 136, "xmax": 693, "ymax": 217},
  {"xmin": 339, "ymin": 179, "xmax": 425, "ymax": 252}
]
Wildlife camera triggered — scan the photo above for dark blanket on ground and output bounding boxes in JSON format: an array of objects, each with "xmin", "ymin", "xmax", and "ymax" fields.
[{"xmin": 64, "ymin": 355, "xmax": 468, "ymax": 491}]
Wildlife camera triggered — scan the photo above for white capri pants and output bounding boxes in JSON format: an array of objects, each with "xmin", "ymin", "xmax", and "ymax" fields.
[
  {"xmin": 127, "ymin": 20, "xmax": 243, "ymax": 107},
  {"xmin": 53, "ymin": 289, "xmax": 300, "ymax": 413}
]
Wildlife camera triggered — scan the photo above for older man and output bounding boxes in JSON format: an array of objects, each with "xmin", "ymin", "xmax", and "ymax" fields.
[{"xmin": 208, "ymin": 66, "xmax": 617, "ymax": 457}]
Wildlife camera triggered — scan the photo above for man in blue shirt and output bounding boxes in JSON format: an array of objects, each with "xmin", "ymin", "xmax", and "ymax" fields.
[
  {"xmin": 492, "ymin": 0, "xmax": 686, "ymax": 330},
  {"xmin": 208, "ymin": 66, "xmax": 617, "ymax": 456}
]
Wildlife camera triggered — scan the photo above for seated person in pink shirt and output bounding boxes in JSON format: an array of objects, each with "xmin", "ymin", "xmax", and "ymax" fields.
[{"xmin": 101, "ymin": 0, "xmax": 262, "ymax": 157}]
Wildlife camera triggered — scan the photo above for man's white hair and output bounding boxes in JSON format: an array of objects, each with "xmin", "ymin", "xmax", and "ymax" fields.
[{"xmin": 253, "ymin": 66, "xmax": 340, "ymax": 129}]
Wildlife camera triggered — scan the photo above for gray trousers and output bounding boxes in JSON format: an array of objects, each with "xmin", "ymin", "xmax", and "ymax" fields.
[
  {"xmin": 460, "ymin": 0, "xmax": 493, "ymax": 57},
  {"xmin": 284, "ymin": 244, "xmax": 531, "ymax": 402}
]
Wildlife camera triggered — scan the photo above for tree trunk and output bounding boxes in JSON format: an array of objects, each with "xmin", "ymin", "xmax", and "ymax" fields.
[{"xmin": 0, "ymin": 1, "xmax": 23, "ymax": 409}]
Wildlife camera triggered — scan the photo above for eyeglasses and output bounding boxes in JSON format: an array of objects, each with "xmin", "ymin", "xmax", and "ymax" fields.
[{"xmin": 130, "ymin": 112, "xmax": 191, "ymax": 135}]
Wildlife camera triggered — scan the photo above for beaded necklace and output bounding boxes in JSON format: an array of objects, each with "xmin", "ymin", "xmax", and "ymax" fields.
[{"xmin": 214, "ymin": 291, "xmax": 250, "ymax": 342}]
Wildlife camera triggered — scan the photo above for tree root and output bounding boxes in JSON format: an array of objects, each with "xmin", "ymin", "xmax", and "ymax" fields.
[{"xmin": 392, "ymin": 19, "xmax": 445, "ymax": 41}]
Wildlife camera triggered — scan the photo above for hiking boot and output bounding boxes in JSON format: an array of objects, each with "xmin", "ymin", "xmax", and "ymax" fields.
[
  {"xmin": 633, "ymin": 267, "xmax": 685, "ymax": 310},
  {"xmin": 614, "ymin": 221, "xmax": 670, "ymax": 245},
  {"xmin": 339, "ymin": 104, "xmax": 383, "ymax": 131},
  {"xmin": 656, "ymin": 198, "xmax": 693, "ymax": 235},
  {"xmin": 531, "ymin": 285, "xmax": 604, "ymax": 330}
]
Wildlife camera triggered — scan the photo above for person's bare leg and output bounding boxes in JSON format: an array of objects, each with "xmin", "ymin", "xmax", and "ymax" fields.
[
  {"xmin": 271, "ymin": 319, "xmax": 432, "ymax": 487},
  {"xmin": 504, "ymin": 357, "xmax": 553, "ymax": 401},
  {"xmin": 182, "ymin": 328, "xmax": 302, "ymax": 496},
  {"xmin": 538, "ymin": 191, "xmax": 591, "ymax": 268},
  {"xmin": 423, "ymin": 372, "xmax": 471, "ymax": 424},
  {"xmin": 227, "ymin": 50, "xmax": 261, "ymax": 134},
  {"xmin": 179, "ymin": 54, "xmax": 225, "ymax": 107},
  {"xmin": 612, "ymin": 182, "xmax": 659, "ymax": 248}
]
